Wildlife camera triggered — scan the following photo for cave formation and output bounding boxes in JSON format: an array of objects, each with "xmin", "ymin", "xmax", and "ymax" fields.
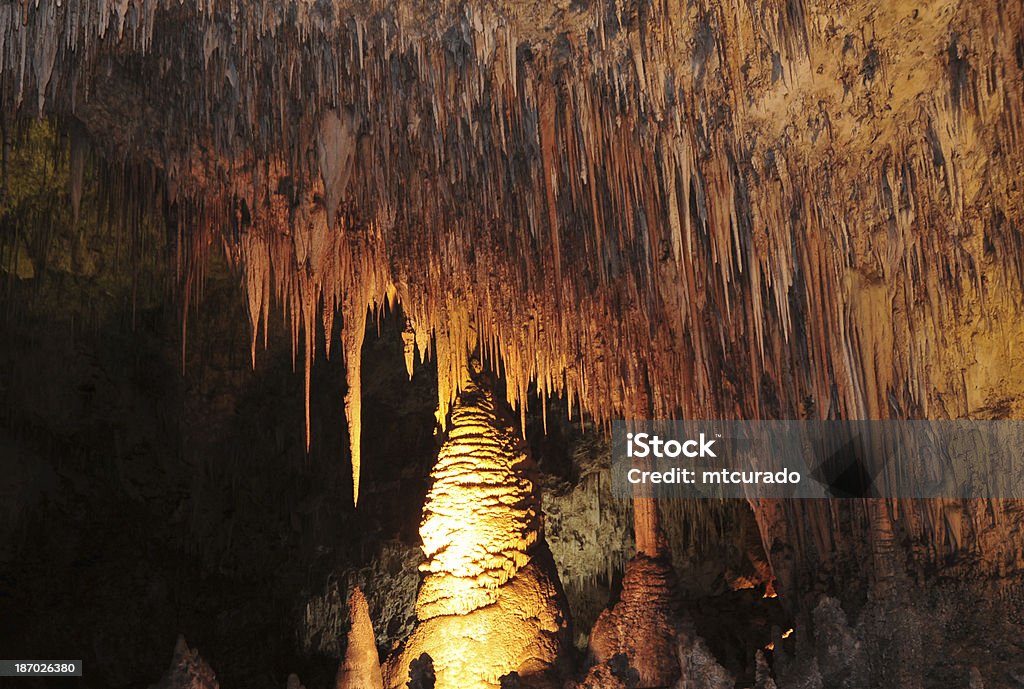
[
  {"xmin": 1, "ymin": 0, "xmax": 1024, "ymax": 688},
  {"xmin": 383, "ymin": 366, "xmax": 571, "ymax": 689}
]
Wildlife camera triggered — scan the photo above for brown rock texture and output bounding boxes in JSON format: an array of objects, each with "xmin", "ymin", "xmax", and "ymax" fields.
[
  {"xmin": 336, "ymin": 587, "xmax": 385, "ymax": 689},
  {"xmin": 382, "ymin": 377, "xmax": 570, "ymax": 689},
  {"xmin": 589, "ymin": 555, "xmax": 684, "ymax": 688},
  {"xmin": 568, "ymin": 663, "xmax": 629, "ymax": 689},
  {"xmin": 4, "ymin": 0, "xmax": 1023, "ymax": 508}
]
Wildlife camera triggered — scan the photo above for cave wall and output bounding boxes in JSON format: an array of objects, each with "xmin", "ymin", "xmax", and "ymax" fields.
[{"xmin": 0, "ymin": 196, "xmax": 439, "ymax": 688}]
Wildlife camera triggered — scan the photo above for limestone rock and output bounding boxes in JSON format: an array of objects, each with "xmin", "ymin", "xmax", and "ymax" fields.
[
  {"xmin": 673, "ymin": 633, "xmax": 732, "ymax": 689},
  {"xmin": 382, "ymin": 378, "xmax": 570, "ymax": 689},
  {"xmin": 414, "ymin": 380, "xmax": 542, "ymax": 619},
  {"xmin": 6, "ymin": 1, "xmax": 1024, "ymax": 524},
  {"xmin": 810, "ymin": 597, "xmax": 859, "ymax": 682},
  {"xmin": 589, "ymin": 556, "xmax": 684, "ymax": 688},
  {"xmin": 568, "ymin": 663, "xmax": 629, "ymax": 689},
  {"xmin": 753, "ymin": 651, "xmax": 777, "ymax": 689},
  {"xmin": 336, "ymin": 587, "xmax": 385, "ymax": 689}
]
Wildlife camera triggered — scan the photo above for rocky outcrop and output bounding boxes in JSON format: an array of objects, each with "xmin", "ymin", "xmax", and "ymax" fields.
[
  {"xmin": 754, "ymin": 592, "xmax": 1024, "ymax": 689},
  {"xmin": 382, "ymin": 377, "xmax": 571, "ymax": 689}
]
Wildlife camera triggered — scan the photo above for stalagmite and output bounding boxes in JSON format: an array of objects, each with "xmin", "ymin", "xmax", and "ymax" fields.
[
  {"xmin": 148, "ymin": 636, "xmax": 218, "ymax": 689},
  {"xmin": 673, "ymin": 632, "xmax": 733, "ymax": 689},
  {"xmin": 588, "ymin": 555, "xmax": 685, "ymax": 688},
  {"xmin": 586, "ymin": 440, "xmax": 682, "ymax": 686},
  {"xmin": 335, "ymin": 587, "xmax": 385, "ymax": 689},
  {"xmin": 382, "ymin": 370, "xmax": 570, "ymax": 689}
]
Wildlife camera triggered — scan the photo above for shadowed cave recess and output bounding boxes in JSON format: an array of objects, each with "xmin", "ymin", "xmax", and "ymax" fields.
[{"xmin": 1, "ymin": 0, "xmax": 1024, "ymax": 688}]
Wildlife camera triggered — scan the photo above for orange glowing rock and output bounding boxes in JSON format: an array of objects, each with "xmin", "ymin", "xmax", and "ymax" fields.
[{"xmin": 8, "ymin": 0, "xmax": 1024, "ymax": 602}]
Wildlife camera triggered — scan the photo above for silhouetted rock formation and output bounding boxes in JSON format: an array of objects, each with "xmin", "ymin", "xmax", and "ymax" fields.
[{"xmin": 149, "ymin": 637, "xmax": 218, "ymax": 689}]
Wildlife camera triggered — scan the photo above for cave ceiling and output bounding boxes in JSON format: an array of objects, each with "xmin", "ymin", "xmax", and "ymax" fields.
[{"xmin": 2, "ymin": 0, "xmax": 1023, "ymax": 500}]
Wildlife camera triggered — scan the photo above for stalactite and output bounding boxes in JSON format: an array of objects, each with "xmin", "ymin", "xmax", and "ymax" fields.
[
  {"xmin": 1, "ymin": 1, "xmax": 1022, "ymax": 576},
  {"xmin": 342, "ymin": 293, "xmax": 367, "ymax": 506}
]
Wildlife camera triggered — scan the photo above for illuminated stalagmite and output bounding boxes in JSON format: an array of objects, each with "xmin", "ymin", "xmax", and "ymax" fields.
[
  {"xmin": 335, "ymin": 587, "xmax": 384, "ymax": 689},
  {"xmin": 383, "ymin": 369, "xmax": 570, "ymax": 689}
]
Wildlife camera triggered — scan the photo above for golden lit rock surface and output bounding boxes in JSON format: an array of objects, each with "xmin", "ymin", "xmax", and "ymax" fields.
[
  {"xmin": 7, "ymin": 0, "xmax": 1024, "ymax": 465},
  {"xmin": 335, "ymin": 587, "xmax": 385, "ymax": 689},
  {"xmin": 416, "ymin": 377, "xmax": 541, "ymax": 619},
  {"xmin": 383, "ymin": 377, "xmax": 570, "ymax": 689}
]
